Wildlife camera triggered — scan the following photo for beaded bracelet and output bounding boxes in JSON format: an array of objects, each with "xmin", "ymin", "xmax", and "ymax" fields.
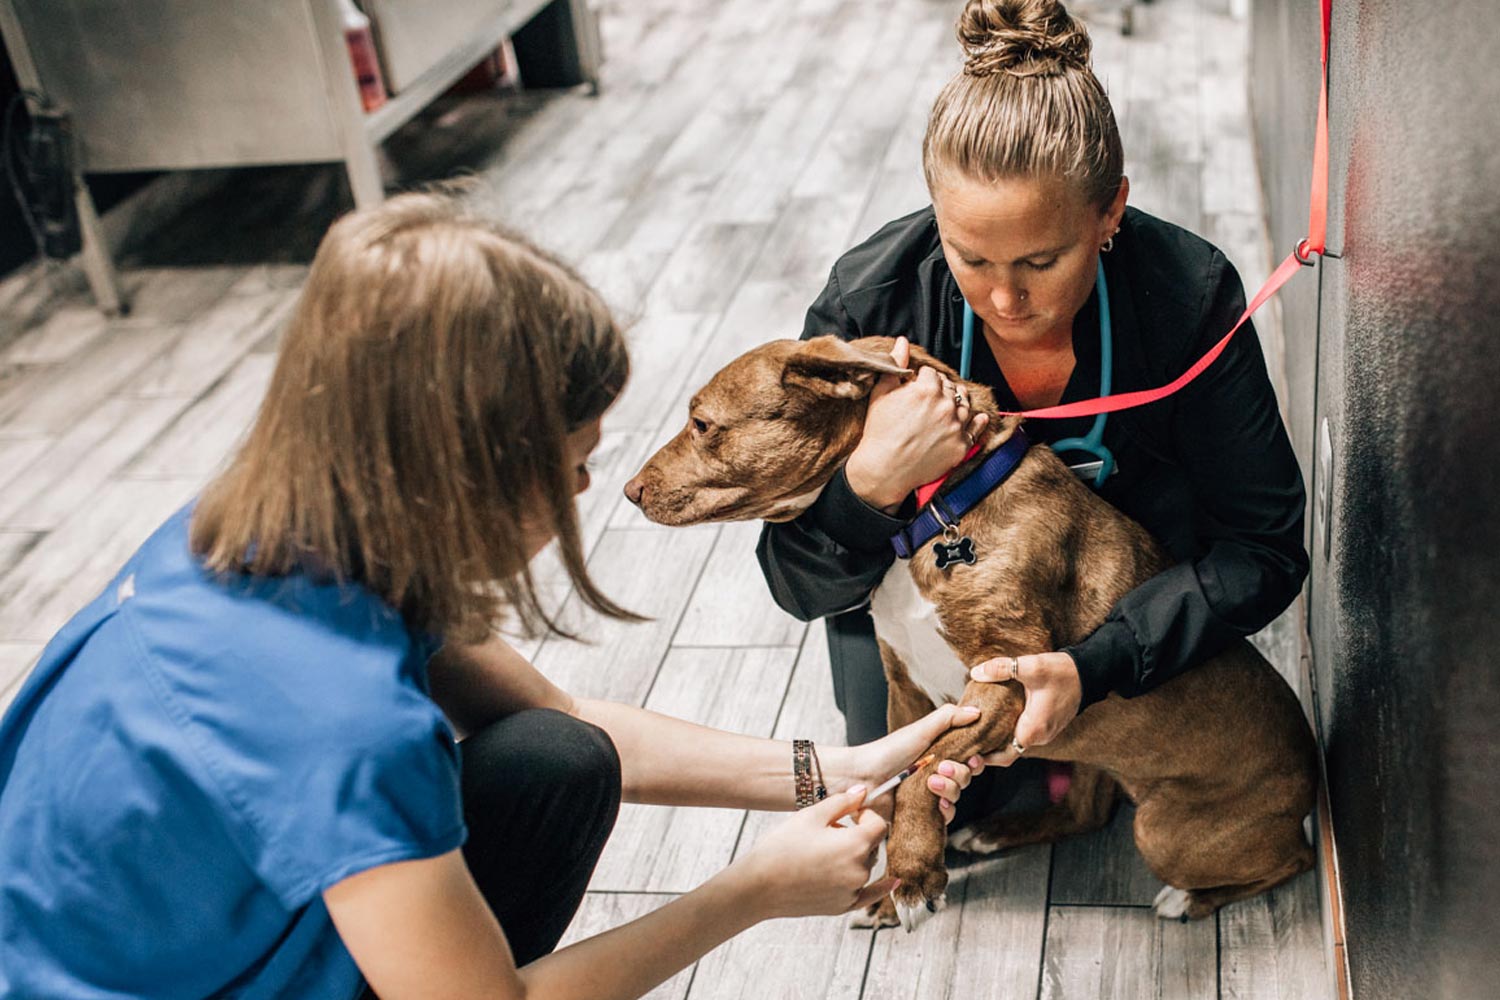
[{"xmin": 792, "ymin": 739, "xmax": 828, "ymax": 809}]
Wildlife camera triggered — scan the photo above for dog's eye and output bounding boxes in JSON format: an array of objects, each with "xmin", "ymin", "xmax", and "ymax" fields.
[{"xmin": 692, "ymin": 417, "xmax": 710, "ymax": 435}]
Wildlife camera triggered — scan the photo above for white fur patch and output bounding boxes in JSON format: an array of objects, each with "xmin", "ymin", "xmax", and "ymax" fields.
[
  {"xmin": 848, "ymin": 905, "xmax": 899, "ymax": 930},
  {"xmin": 870, "ymin": 560, "xmax": 970, "ymax": 707},
  {"xmin": 764, "ymin": 483, "xmax": 826, "ymax": 519},
  {"xmin": 895, "ymin": 893, "xmax": 946, "ymax": 933},
  {"xmin": 1153, "ymin": 885, "xmax": 1192, "ymax": 920},
  {"xmin": 949, "ymin": 825, "xmax": 1003, "ymax": 855}
]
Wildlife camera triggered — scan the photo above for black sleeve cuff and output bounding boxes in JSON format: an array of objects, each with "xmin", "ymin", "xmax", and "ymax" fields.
[
  {"xmin": 1062, "ymin": 619, "xmax": 1140, "ymax": 709},
  {"xmin": 807, "ymin": 465, "xmax": 916, "ymax": 554}
]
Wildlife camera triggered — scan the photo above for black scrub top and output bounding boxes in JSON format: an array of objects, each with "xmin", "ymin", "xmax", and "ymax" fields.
[{"xmin": 755, "ymin": 205, "xmax": 1309, "ymax": 709}]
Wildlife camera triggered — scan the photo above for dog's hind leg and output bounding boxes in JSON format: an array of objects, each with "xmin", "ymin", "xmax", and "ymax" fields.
[
  {"xmin": 1138, "ymin": 796, "xmax": 1317, "ymax": 921},
  {"xmin": 1153, "ymin": 837, "xmax": 1315, "ymax": 921},
  {"xmin": 949, "ymin": 764, "xmax": 1120, "ymax": 856}
]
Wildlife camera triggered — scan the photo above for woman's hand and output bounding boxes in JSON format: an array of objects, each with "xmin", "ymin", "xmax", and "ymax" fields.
[
  {"xmin": 838, "ymin": 702, "xmax": 985, "ymax": 826},
  {"xmin": 728, "ymin": 787, "xmax": 897, "ymax": 919},
  {"xmin": 968, "ymin": 652, "xmax": 1083, "ymax": 766},
  {"xmin": 844, "ymin": 337, "xmax": 989, "ymax": 512}
]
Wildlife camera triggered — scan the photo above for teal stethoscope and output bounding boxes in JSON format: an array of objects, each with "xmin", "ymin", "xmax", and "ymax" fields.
[{"xmin": 958, "ymin": 258, "xmax": 1117, "ymax": 489}]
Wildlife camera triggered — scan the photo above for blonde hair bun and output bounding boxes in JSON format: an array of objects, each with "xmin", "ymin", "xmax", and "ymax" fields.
[{"xmin": 958, "ymin": 0, "xmax": 1092, "ymax": 78}]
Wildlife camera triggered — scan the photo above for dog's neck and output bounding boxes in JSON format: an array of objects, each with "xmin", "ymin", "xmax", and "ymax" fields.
[
  {"xmin": 919, "ymin": 377, "xmax": 1021, "ymax": 497},
  {"xmin": 816, "ymin": 384, "xmax": 1018, "ymax": 500}
]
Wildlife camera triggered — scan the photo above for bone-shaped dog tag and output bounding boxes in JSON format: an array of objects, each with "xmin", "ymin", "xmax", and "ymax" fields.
[{"xmin": 933, "ymin": 535, "xmax": 977, "ymax": 570}]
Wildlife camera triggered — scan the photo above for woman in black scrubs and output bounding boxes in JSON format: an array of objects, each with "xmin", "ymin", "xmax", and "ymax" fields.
[{"xmin": 757, "ymin": 0, "xmax": 1308, "ymax": 822}]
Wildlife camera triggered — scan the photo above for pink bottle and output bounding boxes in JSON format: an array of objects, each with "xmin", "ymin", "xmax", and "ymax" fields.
[{"xmin": 339, "ymin": 0, "xmax": 387, "ymax": 112}]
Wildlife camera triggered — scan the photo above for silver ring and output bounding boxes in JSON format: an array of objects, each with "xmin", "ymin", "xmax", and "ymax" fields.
[
  {"xmin": 1009, "ymin": 656, "xmax": 1021, "ymax": 682},
  {"xmin": 954, "ymin": 391, "xmax": 968, "ymax": 408},
  {"xmin": 1010, "ymin": 738, "xmax": 1026, "ymax": 756}
]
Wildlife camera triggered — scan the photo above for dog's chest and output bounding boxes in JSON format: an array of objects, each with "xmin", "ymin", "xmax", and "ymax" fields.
[{"xmin": 869, "ymin": 560, "xmax": 970, "ymax": 707}]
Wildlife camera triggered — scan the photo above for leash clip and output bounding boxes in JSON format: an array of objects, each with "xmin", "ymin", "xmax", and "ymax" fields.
[
  {"xmin": 929, "ymin": 502, "xmax": 962, "ymax": 543},
  {"xmin": 1295, "ymin": 239, "xmax": 1342, "ymax": 267}
]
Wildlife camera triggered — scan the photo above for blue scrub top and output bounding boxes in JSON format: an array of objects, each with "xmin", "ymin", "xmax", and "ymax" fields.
[{"xmin": 0, "ymin": 506, "xmax": 466, "ymax": 998}]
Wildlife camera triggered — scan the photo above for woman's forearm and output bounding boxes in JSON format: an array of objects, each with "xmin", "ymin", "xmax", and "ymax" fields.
[
  {"xmin": 573, "ymin": 697, "xmax": 857, "ymax": 809},
  {"xmin": 518, "ymin": 866, "xmax": 763, "ymax": 1000}
]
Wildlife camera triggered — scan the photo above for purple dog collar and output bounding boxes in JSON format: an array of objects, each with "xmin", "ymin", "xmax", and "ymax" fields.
[{"xmin": 890, "ymin": 428, "xmax": 1031, "ymax": 560}]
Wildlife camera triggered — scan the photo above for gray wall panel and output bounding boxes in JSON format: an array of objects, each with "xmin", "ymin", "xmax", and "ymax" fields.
[
  {"xmin": 1250, "ymin": 0, "xmax": 1321, "ymax": 473},
  {"xmin": 1251, "ymin": 1, "xmax": 1500, "ymax": 997}
]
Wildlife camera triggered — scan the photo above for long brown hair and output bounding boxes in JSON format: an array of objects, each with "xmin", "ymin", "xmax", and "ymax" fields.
[
  {"xmin": 923, "ymin": 0, "xmax": 1124, "ymax": 209},
  {"xmin": 192, "ymin": 192, "xmax": 636, "ymax": 642}
]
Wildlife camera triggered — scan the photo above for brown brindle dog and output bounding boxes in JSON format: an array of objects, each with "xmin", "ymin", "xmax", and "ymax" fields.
[{"xmin": 624, "ymin": 334, "xmax": 1318, "ymax": 931}]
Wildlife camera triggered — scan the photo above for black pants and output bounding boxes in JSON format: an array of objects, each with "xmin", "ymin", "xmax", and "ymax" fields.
[
  {"xmin": 826, "ymin": 607, "xmax": 1047, "ymax": 829},
  {"xmin": 459, "ymin": 708, "xmax": 622, "ymax": 965}
]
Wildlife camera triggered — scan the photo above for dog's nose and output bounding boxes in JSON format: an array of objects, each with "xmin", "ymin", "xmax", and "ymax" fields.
[{"xmin": 623, "ymin": 476, "xmax": 645, "ymax": 506}]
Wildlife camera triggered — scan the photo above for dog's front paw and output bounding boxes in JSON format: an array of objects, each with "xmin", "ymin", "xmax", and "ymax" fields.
[{"xmin": 886, "ymin": 862, "xmax": 949, "ymax": 933}]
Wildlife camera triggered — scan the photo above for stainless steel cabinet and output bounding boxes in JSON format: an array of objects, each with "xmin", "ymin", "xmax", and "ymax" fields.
[{"xmin": 0, "ymin": 0, "xmax": 599, "ymax": 312}]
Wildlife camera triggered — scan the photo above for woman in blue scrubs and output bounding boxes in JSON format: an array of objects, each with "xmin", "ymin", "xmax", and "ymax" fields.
[{"xmin": 0, "ymin": 193, "xmax": 981, "ymax": 999}]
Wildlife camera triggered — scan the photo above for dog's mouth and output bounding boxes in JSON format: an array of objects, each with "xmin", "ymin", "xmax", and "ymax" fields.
[{"xmin": 626, "ymin": 476, "xmax": 827, "ymax": 527}]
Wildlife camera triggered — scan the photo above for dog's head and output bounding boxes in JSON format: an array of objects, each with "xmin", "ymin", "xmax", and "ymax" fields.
[{"xmin": 624, "ymin": 336, "xmax": 911, "ymax": 525}]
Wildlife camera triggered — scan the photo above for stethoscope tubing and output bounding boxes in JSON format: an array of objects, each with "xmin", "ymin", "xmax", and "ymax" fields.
[{"xmin": 959, "ymin": 258, "xmax": 1117, "ymax": 488}]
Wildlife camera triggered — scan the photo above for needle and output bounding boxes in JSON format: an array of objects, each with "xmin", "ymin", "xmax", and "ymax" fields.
[{"xmin": 836, "ymin": 754, "xmax": 937, "ymax": 828}]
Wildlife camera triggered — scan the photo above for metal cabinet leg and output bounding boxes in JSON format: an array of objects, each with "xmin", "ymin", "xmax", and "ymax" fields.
[
  {"xmin": 1, "ymin": 0, "xmax": 125, "ymax": 313},
  {"xmin": 74, "ymin": 179, "xmax": 126, "ymax": 315},
  {"xmin": 344, "ymin": 142, "xmax": 386, "ymax": 210}
]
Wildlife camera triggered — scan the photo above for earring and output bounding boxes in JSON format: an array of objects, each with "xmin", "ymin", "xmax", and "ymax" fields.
[{"xmin": 1101, "ymin": 226, "xmax": 1120, "ymax": 253}]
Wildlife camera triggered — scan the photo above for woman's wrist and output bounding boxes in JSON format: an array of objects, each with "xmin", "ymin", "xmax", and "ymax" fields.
[
  {"xmin": 711, "ymin": 855, "xmax": 780, "ymax": 924},
  {"xmin": 844, "ymin": 450, "xmax": 911, "ymax": 513},
  {"xmin": 812, "ymin": 745, "xmax": 865, "ymax": 795}
]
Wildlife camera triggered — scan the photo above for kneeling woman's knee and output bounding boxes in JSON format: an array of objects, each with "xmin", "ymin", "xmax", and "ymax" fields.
[
  {"xmin": 528, "ymin": 708, "xmax": 621, "ymax": 796},
  {"xmin": 463, "ymin": 708, "xmax": 621, "ymax": 813}
]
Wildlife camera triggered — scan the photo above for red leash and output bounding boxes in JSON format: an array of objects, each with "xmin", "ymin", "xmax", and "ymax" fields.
[{"xmin": 998, "ymin": 0, "xmax": 1333, "ymax": 423}]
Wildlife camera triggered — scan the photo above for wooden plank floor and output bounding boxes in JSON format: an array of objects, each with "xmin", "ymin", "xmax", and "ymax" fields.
[{"xmin": 0, "ymin": 0, "xmax": 1331, "ymax": 995}]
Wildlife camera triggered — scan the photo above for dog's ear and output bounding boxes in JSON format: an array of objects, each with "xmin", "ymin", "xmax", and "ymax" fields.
[{"xmin": 782, "ymin": 336, "xmax": 908, "ymax": 399}]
